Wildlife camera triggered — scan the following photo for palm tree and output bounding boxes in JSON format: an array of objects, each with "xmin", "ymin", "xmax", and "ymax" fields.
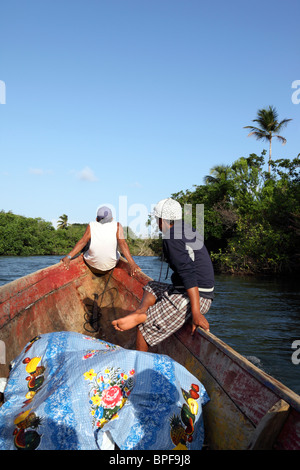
[
  {"xmin": 204, "ymin": 164, "xmax": 234, "ymax": 202},
  {"xmin": 244, "ymin": 106, "xmax": 292, "ymax": 173},
  {"xmin": 57, "ymin": 214, "xmax": 68, "ymax": 229}
]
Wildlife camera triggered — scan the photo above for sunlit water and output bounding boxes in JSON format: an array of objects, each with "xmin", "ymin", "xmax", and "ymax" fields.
[{"xmin": 0, "ymin": 255, "xmax": 299, "ymax": 395}]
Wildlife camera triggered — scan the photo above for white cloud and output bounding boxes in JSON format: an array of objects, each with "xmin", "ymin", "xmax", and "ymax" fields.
[
  {"xmin": 29, "ymin": 168, "xmax": 53, "ymax": 175},
  {"xmin": 77, "ymin": 166, "xmax": 98, "ymax": 182},
  {"xmin": 130, "ymin": 181, "xmax": 143, "ymax": 188},
  {"xmin": 29, "ymin": 168, "xmax": 44, "ymax": 175}
]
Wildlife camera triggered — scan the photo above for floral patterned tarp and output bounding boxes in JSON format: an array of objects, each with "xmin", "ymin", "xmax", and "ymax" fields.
[{"xmin": 0, "ymin": 331, "xmax": 209, "ymax": 450}]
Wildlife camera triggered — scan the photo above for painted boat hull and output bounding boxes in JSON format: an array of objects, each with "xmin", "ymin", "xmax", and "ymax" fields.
[{"xmin": 0, "ymin": 255, "xmax": 299, "ymax": 450}]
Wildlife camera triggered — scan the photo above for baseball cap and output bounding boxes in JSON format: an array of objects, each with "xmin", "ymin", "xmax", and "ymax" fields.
[{"xmin": 153, "ymin": 198, "xmax": 182, "ymax": 220}]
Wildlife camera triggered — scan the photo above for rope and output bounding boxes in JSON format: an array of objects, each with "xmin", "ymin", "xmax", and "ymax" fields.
[{"xmin": 83, "ymin": 268, "xmax": 117, "ymax": 334}]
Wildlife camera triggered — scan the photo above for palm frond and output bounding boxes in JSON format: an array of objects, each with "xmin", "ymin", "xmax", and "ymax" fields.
[
  {"xmin": 244, "ymin": 128, "xmax": 270, "ymax": 141},
  {"xmin": 243, "ymin": 106, "xmax": 292, "ymax": 172},
  {"xmin": 244, "ymin": 107, "xmax": 291, "ymax": 144},
  {"xmin": 275, "ymin": 118, "xmax": 293, "ymax": 131},
  {"xmin": 274, "ymin": 135, "xmax": 287, "ymax": 145}
]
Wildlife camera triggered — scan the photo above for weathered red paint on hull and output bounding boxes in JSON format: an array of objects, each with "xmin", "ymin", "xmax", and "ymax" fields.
[
  {"xmin": 175, "ymin": 324, "xmax": 300, "ymax": 426},
  {"xmin": 275, "ymin": 408, "xmax": 300, "ymax": 450},
  {"xmin": 1, "ymin": 255, "xmax": 300, "ymax": 450},
  {"xmin": 171, "ymin": 323, "xmax": 300, "ymax": 449},
  {"xmin": 0, "ymin": 257, "xmax": 88, "ymax": 327}
]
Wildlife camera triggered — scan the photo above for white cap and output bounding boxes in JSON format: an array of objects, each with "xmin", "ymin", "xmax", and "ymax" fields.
[
  {"xmin": 153, "ymin": 198, "xmax": 182, "ymax": 220},
  {"xmin": 96, "ymin": 206, "xmax": 112, "ymax": 222}
]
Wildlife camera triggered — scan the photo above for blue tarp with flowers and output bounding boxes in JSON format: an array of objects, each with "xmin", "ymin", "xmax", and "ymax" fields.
[{"xmin": 0, "ymin": 331, "xmax": 209, "ymax": 450}]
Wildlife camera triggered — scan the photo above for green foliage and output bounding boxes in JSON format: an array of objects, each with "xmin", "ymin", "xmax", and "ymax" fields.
[
  {"xmin": 0, "ymin": 211, "xmax": 87, "ymax": 256},
  {"xmin": 122, "ymin": 226, "xmax": 161, "ymax": 256},
  {"xmin": 244, "ymin": 106, "xmax": 292, "ymax": 172},
  {"xmin": 57, "ymin": 214, "xmax": 69, "ymax": 229},
  {"xmin": 173, "ymin": 153, "xmax": 300, "ymax": 275},
  {"xmin": 1, "ymin": 152, "xmax": 299, "ymax": 276}
]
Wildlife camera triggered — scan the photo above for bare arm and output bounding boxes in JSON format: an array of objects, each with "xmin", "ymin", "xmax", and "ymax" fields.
[
  {"xmin": 61, "ymin": 225, "xmax": 91, "ymax": 269},
  {"xmin": 117, "ymin": 223, "xmax": 141, "ymax": 276},
  {"xmin": 186, "ymin": 286, "xmax": 210, "ymax": 334}
]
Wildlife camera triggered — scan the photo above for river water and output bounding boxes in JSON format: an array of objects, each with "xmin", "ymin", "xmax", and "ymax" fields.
[{"xmin": 0, "ymin": 255, "xmax": 299, "ymax": 395}]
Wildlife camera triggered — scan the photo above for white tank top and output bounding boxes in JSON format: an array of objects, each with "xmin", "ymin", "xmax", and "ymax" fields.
[{"xmin": 84, "ymin": 220, "xmax": 120, "ymax": 271}]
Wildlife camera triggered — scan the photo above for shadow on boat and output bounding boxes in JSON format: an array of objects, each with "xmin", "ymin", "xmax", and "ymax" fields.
[{"xmin": 82, "ymin": 294, "xmax": 137, "ymax": 350}]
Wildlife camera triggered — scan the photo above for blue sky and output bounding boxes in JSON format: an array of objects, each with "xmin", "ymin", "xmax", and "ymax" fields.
[{"xmin": 1, "ymin": 0, "xmax": 299, "ymax": 236}]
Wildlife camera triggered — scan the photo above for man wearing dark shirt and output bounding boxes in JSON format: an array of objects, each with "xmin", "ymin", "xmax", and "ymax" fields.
[{"xmin": 112, "ymin": 198, "xmax": 214, "ymax": 351}]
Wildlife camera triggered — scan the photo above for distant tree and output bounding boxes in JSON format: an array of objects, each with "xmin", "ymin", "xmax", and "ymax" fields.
[
  {"xmin": 204, "ymin": 164, "xmax": 234, "ymax": 202},
  {"xmin": 244, "ymin": 106, "xmax": 292, "ymax": 173},
  {"xmin": 57, "ymin": 214, "xmax": 68, "ymax": 229}
]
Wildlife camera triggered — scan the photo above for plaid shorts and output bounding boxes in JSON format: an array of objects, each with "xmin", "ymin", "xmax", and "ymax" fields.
[{"xmin": 138, "ymin": 281, "xmax": 212, "ymax": 347}]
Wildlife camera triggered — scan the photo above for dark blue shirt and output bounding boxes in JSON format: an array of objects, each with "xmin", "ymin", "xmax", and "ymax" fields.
[{"xmin": 162, "ymin": 221, "xmax": 214, "ymax": 299}]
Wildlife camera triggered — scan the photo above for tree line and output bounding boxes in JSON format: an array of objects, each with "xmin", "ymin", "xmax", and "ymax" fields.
[
  {"xmin": 1, "ymin": 151, "xmax": 298, "ymax": 276},
  {"xmin": 0, "ymin": 211, "xmax": 88, "ymax": 257},
  {"xmin": 171, "ymin": 106, "xmax": 299, "ymax": 276},
  {"xmin": 0, "ymin": 210, "xmax": 160, "ymax": 258},
  {"xmin": 1, "ymin": 107, "xmax": 298, "ymax": 276},
  {"xmin": 173, "ymin": 152, "xmax": 299, "ymax": 275}
]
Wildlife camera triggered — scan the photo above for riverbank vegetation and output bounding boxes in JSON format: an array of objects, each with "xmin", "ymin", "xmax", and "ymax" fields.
[
  {"xmin": 0, "ymin": 152, "xmax": 299, "ymax": 276},
  {"xmin": 0, "ymin": 212, "xmax": 87, "ymax": 257},
  {"xmin": 173, "ymin": 152, "xmax": 299, "ymax": 276}
]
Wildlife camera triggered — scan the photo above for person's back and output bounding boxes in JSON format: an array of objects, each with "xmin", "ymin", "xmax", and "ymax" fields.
[
  {"xmin": 84, "ymin": 220, "xmax": 120, "ymax": 271},
  {"xmin": 163, "ymin": 220, "xmax": 214, "ymax": 298},
  {"xmin": 61, "ymin": 205, "xmax": 139, "ymax": 276}
]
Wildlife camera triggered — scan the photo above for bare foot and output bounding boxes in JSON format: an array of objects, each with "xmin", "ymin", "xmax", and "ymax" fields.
[{"xmin": 112, "ymin": 311, "xmax": 147, "ymax": 331}]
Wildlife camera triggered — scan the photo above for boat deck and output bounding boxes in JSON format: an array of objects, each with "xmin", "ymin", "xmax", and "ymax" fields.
[{"xmin": 1, "ymin": 255, "xmax": 300, "ymax": 449}]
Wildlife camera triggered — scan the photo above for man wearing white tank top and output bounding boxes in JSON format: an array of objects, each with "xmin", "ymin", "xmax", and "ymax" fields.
[{"xmin": 61, "ymin": 206, "xmax": 140, "ymax": 276}]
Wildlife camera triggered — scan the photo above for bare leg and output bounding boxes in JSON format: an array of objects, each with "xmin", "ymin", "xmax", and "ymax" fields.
[
  {"xmin": 136, "ymin": 328, "xmax": 149, "ymax": 352},
  {"xmin": 112, "ymin": 290, "xmax": 156, "ymax": 332}
]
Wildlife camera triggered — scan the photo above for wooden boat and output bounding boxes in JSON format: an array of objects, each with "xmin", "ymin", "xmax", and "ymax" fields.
[{"xmin": 0, "ymin": 255, "xmax": 300, "ymax": 450}]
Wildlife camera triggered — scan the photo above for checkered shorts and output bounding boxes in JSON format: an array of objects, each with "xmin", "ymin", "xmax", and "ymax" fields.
[{"xmin": 138, "ymin": 281, "xmax": 212, "ymax": 347}]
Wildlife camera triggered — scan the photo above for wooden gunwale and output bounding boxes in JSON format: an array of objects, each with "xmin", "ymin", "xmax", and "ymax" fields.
[{"xmin": 176, "ymin": 326, "xmax": 300, "ymax": 415}]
